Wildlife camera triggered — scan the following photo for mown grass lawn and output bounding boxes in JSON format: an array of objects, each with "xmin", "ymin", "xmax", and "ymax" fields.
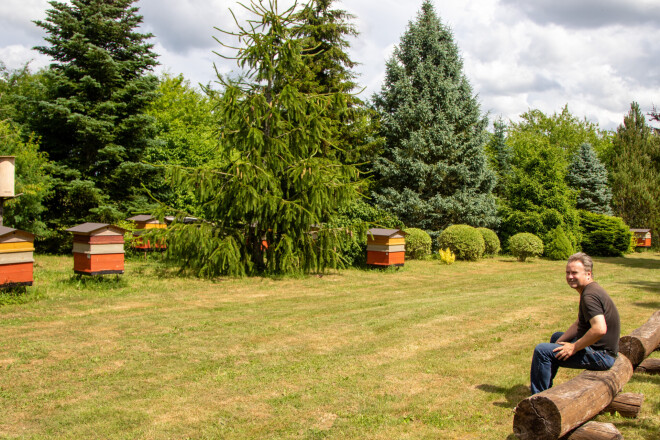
[{"xmin": 0, "ymin": 252, "xmax": 658, "ymax": 439}]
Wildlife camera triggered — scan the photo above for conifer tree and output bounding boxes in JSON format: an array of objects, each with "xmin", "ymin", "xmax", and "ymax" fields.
[
  {"xmin": 163, "ymin": 0, "xmax": 361, "ymax": 276},
  {"xmin": 486, "ymin": 118, "xmax": 512, "ymax": 197},
  {"xmin": 371, "ymin": 0, "xmax": 497, "ymax": 233},
  {"xmin": 567, "ymin": 142, "xmax": 613, "ymax": 215},
  {"xmin": 294, "ymin": 0, "xmax": 375, "ymax": 166},
  {"xmin": 610, "ymin": 102, "xmax": 660, "ymax": 245},
  {"xmin": 27, "ymin": 0, "xmax": 158, "ymax": 232}
]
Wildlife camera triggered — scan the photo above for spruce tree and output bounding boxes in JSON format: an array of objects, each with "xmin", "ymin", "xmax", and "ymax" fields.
[
  {"xmin": 163, "ymin": 0, "xmax": 361, "ymax": 276},
  {"xmin": 486, "ymin": 117, "xmax": 512, "ymax": 198},
  {"xmin": 611, "ymin": 102, "xmax": 660, "ymax": 245},
  {"xmin": 28, "ymin": 0, "xmax": 159, "ymax": 229},
  {"xmin": 567, "ymin": 142, "xmax": 613, "ymax": 215},
  {"xmin": 294, "ymin": 0, "xmax": 376, "ymax": 166},
  {"xmin": 371, "ymin": 0, "xmax": 497, "ymax": 233}
]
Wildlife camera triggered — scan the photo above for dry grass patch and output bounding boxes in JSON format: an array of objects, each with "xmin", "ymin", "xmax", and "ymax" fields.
[{"xmin": 0, "ymin": 253, "xmax": 658, "ymax": 439}]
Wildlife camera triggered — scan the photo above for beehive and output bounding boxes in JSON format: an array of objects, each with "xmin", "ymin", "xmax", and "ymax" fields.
[
  {"xmin": 66, "ymin": 223, "xmax": 125, "ymax": 275},
  {"xmin": 366, "ymin": 228, "xmax": 407, "ymax": 267},
  {"xmin": 0, "ymin": 226, "xmax": 34, "ymax": 287},
  {"xmin": 127, "ymin": 215, "xmax": 166, "ymax": 250},
  {"xmin": 630, "ymin": 229, "xmax": 652, "ymax": 248}
]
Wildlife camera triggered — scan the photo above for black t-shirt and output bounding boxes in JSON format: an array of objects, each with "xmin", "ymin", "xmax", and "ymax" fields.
[{"xmin": 577, "ymin": 282, "xmax": 620, "ymax": 354}]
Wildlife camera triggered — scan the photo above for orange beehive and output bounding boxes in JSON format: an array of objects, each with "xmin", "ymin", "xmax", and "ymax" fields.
[
  {"xmin": 366, "ymin": 228, "xmax": 407, "ymax": 268},
  {"xmin": 630, "ymin": 229, "xmax": 652, "ymax": 248},
  {"xmin": 127, "ymin": 215, "xmax": 166, "ymax": 250},
  {"xmin": 66, "ymin": 223, "xmax": 126, "ymax": 275},
  {"xmin": 0, "ymin": 226, "xmax": 35, "ymax": 288}
]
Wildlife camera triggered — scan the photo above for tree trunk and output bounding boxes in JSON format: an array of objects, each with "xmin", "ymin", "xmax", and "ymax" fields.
[
  {"xmin": 513, "ymin": 355, "xmax": 633, "ymax": 440},
  {"xmin": 563, "ymin": 422, "xmax": 622, "ymax": 440},
  {"xmin": 635, "ymin": 358, "xmax": 660, "ymax": 375},
  {"xmin": 619, "ymin": 310, "xmax": 660, "ymax": 367},
  {"xmin": 602, "ymin": 392, "xmax": 644, "ymax": 418}
]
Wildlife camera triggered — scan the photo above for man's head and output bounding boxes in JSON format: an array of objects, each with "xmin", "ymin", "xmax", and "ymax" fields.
[{"xmin": 566, "ymin": 252, "xmax": 593, "ymax": 293}]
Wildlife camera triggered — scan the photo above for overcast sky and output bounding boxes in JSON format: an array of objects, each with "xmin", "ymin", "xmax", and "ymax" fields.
[{"xmin": 1, "ymin": 0, "xmax": 659, "ymax": 130}]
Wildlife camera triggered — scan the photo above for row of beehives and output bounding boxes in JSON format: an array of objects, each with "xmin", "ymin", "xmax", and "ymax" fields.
[
  {"xmin": 0, "ymin": 223, "xmax": 407, "ymax": 287},
  {"xmin": 0, "ymin": 216, "xmax": 165, "ymax": 287}
]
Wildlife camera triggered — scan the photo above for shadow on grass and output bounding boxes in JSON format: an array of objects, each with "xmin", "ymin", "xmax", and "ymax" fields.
[
  {"xmin": 604, "ymin": 256, "xmax": 660, "ymax": 270},
  {"xmin": 633, "ymin": 301, "xmax": 660, "ymax": 309},
  {"xmin": 476, "ymin": 383, "xmax": 529, "ymax": 409},
  {"xmin": 62, "ymin": 274, "xmax": 127, "ymax": 290},
  {"xmin": 625, "ymin": 280, "xmax": 660, "ymax": 294},
  {"xmin": 614, "ymin": 419, "xmax": 660, "ymax": 440}
]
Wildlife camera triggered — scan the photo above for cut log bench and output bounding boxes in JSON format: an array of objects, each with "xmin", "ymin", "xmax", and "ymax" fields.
[
  {"xmin": 513, "ymin": 354, "xmax": 633, "ymax": 440},
  {"xmin": 601, "ymin": 392, "xmax": 644, "ymax": 418},
  {"xmin": 619, "ymin": 310, "xmax": 660, "ymax": 367},
  {"xmin": 565, "ymin": 421, "xmax": 622, "ymax": 440},
  {"xmin": 635, "ymin": 358, "xmax": 660, "ymax": 375},
  {"xmin": 514, "ymin": 309, "xmax": 660, "ymax": 439}
]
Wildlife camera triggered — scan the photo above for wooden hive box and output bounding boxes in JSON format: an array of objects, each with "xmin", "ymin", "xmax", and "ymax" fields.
[
  {"xmin": 366, "ymin": 228, "xmax": 407, "ymax": 267},
  {"xmin": 0, "ymin": 226, "xmax": 35, "ymax": 287},
  {"xmin": 630, "ymin": 228, "xmax": 652, "ymax": 248},
  {"xmin": 127, "ymin": 215, "xmax": 166, "ymax": 250},
  {"xmin": 66, "ymin": 223, "xmax": 126, "ymax": 275}
]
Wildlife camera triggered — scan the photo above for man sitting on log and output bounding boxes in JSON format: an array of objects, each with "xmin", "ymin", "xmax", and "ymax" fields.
[{"xmin": 529, "ymin": 252, "xmax": 621, "ymax": 394}]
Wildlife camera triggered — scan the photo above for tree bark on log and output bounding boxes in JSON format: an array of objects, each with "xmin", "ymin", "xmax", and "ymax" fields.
[
  {"xmin": 513, "ymin": 355, "xmax": 633, "ymax": 440},
  {"xmin": 602, "ymin": 392, "xmax": 644, "ymax": 418},
  {"xmin": 563, "ymin": 422, "xmax": 622, "ymax": 440},
  {"xmin": 635, "ymin": 358, "xmax": 660, "ymax": 375},
  {"xmin": 619, "ymin": 310, "xmax": 660, "ymax": 367}
]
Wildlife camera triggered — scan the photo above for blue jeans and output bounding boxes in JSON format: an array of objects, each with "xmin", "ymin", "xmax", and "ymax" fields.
[{"xmin": 530, "ymin": 332, "xmax": 616, "ymax": 394}]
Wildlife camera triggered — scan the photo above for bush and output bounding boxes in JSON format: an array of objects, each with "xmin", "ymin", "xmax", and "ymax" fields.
[
  {"xmin": 477, "ymin": 227, "xmax": 500, "ymax": 256},
  {"xmin": 438, "ymin": 248, "xmax": 455, "ymax": 265},
  {"xmin": 544, "ymin": 227, "xmax": 574, "ymax": 260},
  {"xmin": 404, "ymin": 228, "xmax": 432, "ymax": 259},
  {"xmin": 579, "ymin": 211, "xmax": 631, "ymax": 257},
  {"xmin": 437, "ymin": 225, "xmax": 485, "ymax": 261},
  {"xmin": 509, "ymin": 233, "xmax": 544, "ymax": 262},
  {"xmin": 328, "ymin": 199, "xmax": 403, "ymax": 267}
]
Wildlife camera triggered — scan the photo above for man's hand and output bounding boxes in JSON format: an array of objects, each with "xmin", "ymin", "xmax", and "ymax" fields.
[{"xmin": 553, "ymin": 342, "xmax": 576, "ymax": 360}]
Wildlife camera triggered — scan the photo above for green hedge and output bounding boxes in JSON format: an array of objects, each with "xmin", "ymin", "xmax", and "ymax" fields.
[
  {"xmin": 544, "ymin": 227, "xmax": 574, "ymax": 260},
  {"xmin": 437, "ymin": 225, "xmax": 485, "ymax": 261},
  {"xmin": 404, "ymin": 228, "xmax": 432, "ymax": 259},
  {"xmin": 579, "ymin": 211, "xmax": 631, "ymax": 257},
  {"xmin": 509, "ymin": 233, "xmax": 544, "ymax": 262},
  {"xmin": 477, "ymin": 227, "xmax": 501, "ymax": 257}
]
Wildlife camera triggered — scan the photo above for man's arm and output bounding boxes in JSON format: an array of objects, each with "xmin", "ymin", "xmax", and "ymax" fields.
[
  {"xmin": 555, "ymin": 320, "xmax": 579, "ymax": 343},
  {"xmin": 554, "ymin": 315, "xmax": 607, "ymax": 361}
]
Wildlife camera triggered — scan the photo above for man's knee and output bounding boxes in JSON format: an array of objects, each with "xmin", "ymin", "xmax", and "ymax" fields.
[
  {"xmin": 550, "ymin": 332, "xmax": 564, "ymax": 343},
  {"xmin": 534, "ymin": 342, "xmax": 558, "ymax": 360}
]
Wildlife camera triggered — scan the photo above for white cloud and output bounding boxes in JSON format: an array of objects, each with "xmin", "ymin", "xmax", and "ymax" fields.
[{"xmin": 1, "ymin": 0, "xmax": 659, "ymax": 130}]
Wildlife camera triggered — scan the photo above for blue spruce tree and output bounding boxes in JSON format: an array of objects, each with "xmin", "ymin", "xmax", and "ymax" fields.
[
  {"xmin": 371, "ymin": 0, "xmax": 497, "ymax": 234},
  {"xmin": 567, "ymin": 143, "xmax": 613, "ymax": 215}
]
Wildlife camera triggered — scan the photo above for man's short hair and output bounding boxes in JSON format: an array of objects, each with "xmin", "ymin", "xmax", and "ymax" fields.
[{"xmin": 568, "ymin": 252, "xmax": 593, "ymax": 275}]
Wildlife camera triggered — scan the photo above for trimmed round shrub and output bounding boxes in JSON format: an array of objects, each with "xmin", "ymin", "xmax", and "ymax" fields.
[
  {"xmin": 437, "ymin": 225, "xmax": 485, "ymax": 261},
  {"xmin": 509, "ymin": 233, "xmax": 544, "ymax": 262},
  {"xmin": 477, "ymin": 227, "xmax": 500, "ymax": 257},
  {"xmin": 404, "ymin": 228, "xmax": 432, "ymax": 259},
  {"xmin": 544, "ymin": 227, "xmax": 574, "ymax": 260},
  {"xmin": 579, "ymin": 211, "xmax": 631, "ymax": 257}
]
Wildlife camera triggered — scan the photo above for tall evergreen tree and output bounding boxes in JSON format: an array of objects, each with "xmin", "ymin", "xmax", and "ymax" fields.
[
  {"xmin": 371, "ymin": 0, "xmax": 497, "ymax": 233},
  {"xmin": 294, "ymin": 0, "xmax": 376, "ymax": 167},
  {"xmin": 162, "ymin": 0, "xmax": 361, "ymax": 276},
  {"xmin": 486, "ymin": 117, "xmax": 512, "ymax": 198},
  {"xmin": 567, "ymin": 142, "xmax": 613, "ymax": 215},
  {"xmin": 610, "ymin": 102, "xmax": 660, "ymax": 246},
  {"xmin": 27, "ymin": 0, "xmax": 159, "ymax": 231}
]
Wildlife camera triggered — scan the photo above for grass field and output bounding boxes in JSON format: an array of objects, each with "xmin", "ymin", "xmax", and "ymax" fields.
[{"xmin": 0, "ymin": 252, "xmax": 658, "ymax": 439}]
